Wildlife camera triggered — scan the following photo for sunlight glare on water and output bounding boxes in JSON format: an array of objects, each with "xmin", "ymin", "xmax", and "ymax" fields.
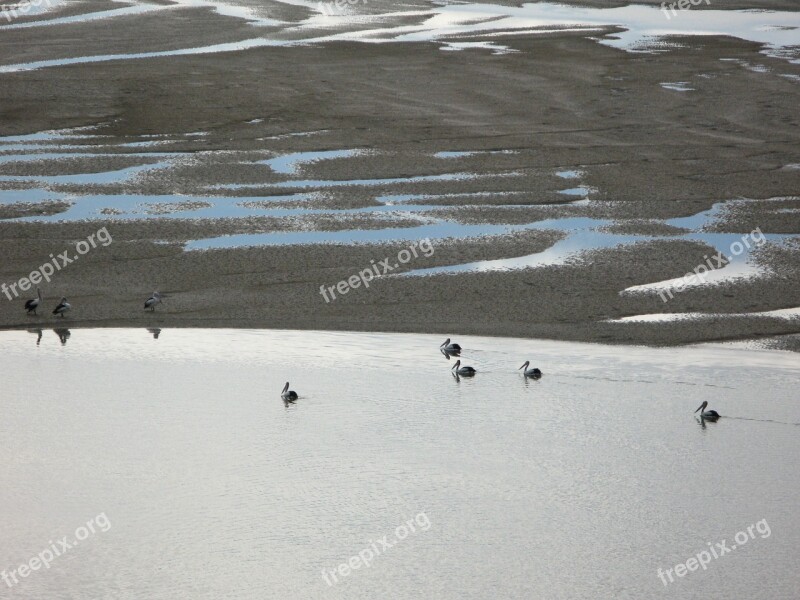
[{"xmin": 0, "ymin": 328, "xmax": 798, "ymax": 599}]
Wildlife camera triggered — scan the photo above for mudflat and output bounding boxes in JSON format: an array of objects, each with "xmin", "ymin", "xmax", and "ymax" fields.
[{"xmin": 0, "ymin": 0, "xmax": 798, "ymax": 346}]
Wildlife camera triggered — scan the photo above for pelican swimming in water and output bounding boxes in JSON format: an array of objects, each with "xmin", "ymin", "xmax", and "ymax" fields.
[
  {"xmin": 25, "ymin": 287, "xmax": 43, "ymax": 315},
  {"xmin": 519, "ymin": 361, "xmax": 542, "ymax": 379},
  {"xmin": 451, "ymin": 359, "xmax": 476, "ymax": 376},
  {"xmin": 281, "ymin": 382, "xmax": 298, "ymax": 401},
  {"xmin": 144, "ymin": 291, "xmax": 162, "ymax": 311},
  {"xmin": 440, "ymin": 338, "xmax": 461, "ymax": 353},
  {"xmin": 695, "ymin": 401, "xmax": 720, "ymax": 421},
  {"xmin": 52, "ymin": 297, "xmax": 71, "ymax": 318}
]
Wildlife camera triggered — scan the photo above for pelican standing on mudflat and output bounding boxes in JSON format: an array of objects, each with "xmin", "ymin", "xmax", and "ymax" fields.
[
  {"xmin": 451, "ymin": 360, "xmax": 476, "ymax": 376},
  {"xmin": 144, "ymin": 291, "xmax": 162, "ymax": 311},
  {"xmin": 25, "ymin": 287, "xmax": 43, "ymax": 315},
  {"xmin": 53, "ymin": 297, "xmax": 71, "ymax": 318},
  {"xmin": 695, "ymin": 401, "xmax": 720, "ymax": 420},
  {"xmin": 519, "ymin": 361, "xmax": 542, "ymax": 379},
  {"xmin": 281, "ymin": 382, "xmax": 298, "ymax": 401}
]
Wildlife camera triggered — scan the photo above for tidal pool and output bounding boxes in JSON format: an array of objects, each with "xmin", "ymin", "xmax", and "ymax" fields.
[
  {"xmin": 1, "ymin": 328, "xmax": 798, "ymax": 599},
  {"xmin": 3, "ymin": 1, "xmax": 800, "ymax": 72}
]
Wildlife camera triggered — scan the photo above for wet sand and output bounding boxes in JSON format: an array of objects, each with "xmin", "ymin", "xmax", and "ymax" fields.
[{"xmin": 0, "ymin": 0, "xmax": 798, "ymax": 346}]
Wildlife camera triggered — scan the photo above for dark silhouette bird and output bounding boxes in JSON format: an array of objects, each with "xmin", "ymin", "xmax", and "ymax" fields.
[
  {"xmin": 25, "ymin": 287, "xmax": 43, "ymax": 315},
  {"xmin": 440, "ymin": 338, "xmax": 461, "ymax": 353},
  {"xmin": 695, "ymin": 401, "xmax": 720, "ymax": 421},
  {"xmin": 53, "ymin": 297, "xmax": 71, "ymax": 318},
  {"xmin": 451, "ymin": 359, "xmax": 476, "ymax": 376},
  {"xmin": 144, "ymin": 291, "xmax": 162, "ymax": 311},
  {"xmin": 519, "ymin": 361, "xmax": 542, "ymax": 379},
  {"xmin": 281, "ymin": 382, "xmax": 298, "ymax": 401}
]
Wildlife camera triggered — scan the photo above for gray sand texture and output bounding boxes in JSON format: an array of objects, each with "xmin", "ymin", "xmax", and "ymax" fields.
[{"xmin": 0, "ymin": 0, "xmax": 798, "ymax": 346}]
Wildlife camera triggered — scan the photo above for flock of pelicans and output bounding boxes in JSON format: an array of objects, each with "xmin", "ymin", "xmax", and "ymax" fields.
[
  {"xmin": 280, "ymin": 338, "xmax": 543, "ymax": 404},
  {"xmin": 281, "ymin": 338, "xmax": 720, "ymax": 423},
  {"xmin": 23, "ymin": 287, "xmax": 163, "ymax": 317},
  {"xmin": 281, "ymin": 337, "xmax": 722, "ymax": 422},
  {"xmin": 22, "ymin": 287, "xmax": 721, "ymax": 421}
]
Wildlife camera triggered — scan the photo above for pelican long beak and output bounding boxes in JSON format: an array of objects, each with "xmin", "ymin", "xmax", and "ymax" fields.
[
  {"xmin": 694, "ymin": 403, "xmax": 704, "ymax": 413},
  {"xmin": 519, "ymin": 362, "xmax": 527, "ymax": 370},
  {"xmin": 451, "ymin": 361, "xmax": 459, "ymax": 370}
]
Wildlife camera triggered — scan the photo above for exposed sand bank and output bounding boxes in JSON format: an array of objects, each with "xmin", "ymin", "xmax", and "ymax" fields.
[{"xmin": 0, "ymin": 0, "xmax": 798, "ymax": 346}]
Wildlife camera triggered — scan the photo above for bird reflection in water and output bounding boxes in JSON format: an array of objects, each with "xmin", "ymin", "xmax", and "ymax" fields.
[
  {"xmin": 28, "ymin": 328, "xmax": 43, "ymax": 346},
  {"xmin": 452, "ymin": 370, "xmax": 476, "ymax": 384},
  {"xmin": 53, "ymin": 328, "xmax": 71, "ymax": 345},
  {"xmin": 440, "ymin": 347, "xmax": 460, "ymax": 360}
]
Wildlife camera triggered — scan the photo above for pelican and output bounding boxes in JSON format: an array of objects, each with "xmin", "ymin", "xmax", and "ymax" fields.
[
  {"xmin": 440, "ymin": 338, "xmax": 461, "ymax": 353},
  {"xmin": 695, "ymin": 401, "xmax": 720, "ymax": 421},
  {"xmin": 144, "ymin": 291, "xmax": 162, "ymax": 311},
  {"xmin": 519, "ymin": 361, "xmax": 542, "ymax": 379},
  {"xmin": 281, "ymin": 382, "xmax": 298, "ymax": 401},
  {"xmin": 52, "ymin": 297, "xmax": 71, "ymax": 318},
  {"xmin": 25, "ymin": 287, "xmax": 43, "ymax": 315},
  {"xmin": 451, "ymin": 359, "xmax": 476, "ymax": 376}
]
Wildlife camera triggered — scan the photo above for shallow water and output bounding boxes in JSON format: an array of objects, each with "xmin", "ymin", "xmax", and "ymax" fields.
[
  {"xmin": 311, "ymin": 2, "xmax": 800, "ymax": 59},
  {"xmin": 215, "ymin": 170, "xmax": 504, "ymax": 190},
  {"xmin": 606, "ymin": 306, "xmax": 800, "ymax": 323},
  {"xmin": 1, "ymin": 128, "xmax": 796, "ymax": 294},
  {"xmin": 259, "ymin": 148, "xmax": 367, "ymax": 174},
  {"xmin": 185, "ymin": 219, "xmax": 534, "ymax": 249},
  {"xmin": 1, "ymin": 328, "xmax": 798, "ymax": 599},
  {"xmin": 661, "ymin": 81, "xmax": 695, "ymax": 92},
  {"xmin": 402, "ymin": 211, "xmax": 791, "ymax": 280},
  {"xmin": 0, "ymin": 2, "xmax": 156, "ymax": 31},
  {"xmin": 2, "ymin": 1, "xmax": 800, "ymax": 71},
  {"xmin": 0, "ymin": 160, "xmax": 174, "ymax": 185}
]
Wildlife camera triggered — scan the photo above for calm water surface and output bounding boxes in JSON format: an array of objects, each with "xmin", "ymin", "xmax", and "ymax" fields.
[{"xmin": 1, "ymin": 328, "xmax": 798, "ymax": 599}]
